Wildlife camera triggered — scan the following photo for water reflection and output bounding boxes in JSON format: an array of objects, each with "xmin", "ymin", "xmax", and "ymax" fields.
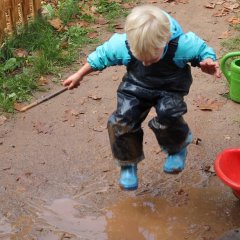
[
  {"xmin": 0, "ymin": 187, "xmax": 239, "ymax": 239},
  {"xmin": 106, "ymin": 187, "xmax": 240, "ymax": 240},
  {"xmin": 38, "ymin": 198, "xmax": 107, "ymax": 240}
]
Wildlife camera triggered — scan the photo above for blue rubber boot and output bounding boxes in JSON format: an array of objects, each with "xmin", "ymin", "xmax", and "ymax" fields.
[
  {"xmin": 119, "ymin": 164, "xmax": 138, "ymax": 190},
  {"xmin": 164, "ymin": 132, "xmax": 193, "ymax": 174}
]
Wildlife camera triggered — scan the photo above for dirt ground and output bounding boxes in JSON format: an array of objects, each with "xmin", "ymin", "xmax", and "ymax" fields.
[{"xmin": 1, "ymin": 0, "xmax": 240, "ymax": 239}]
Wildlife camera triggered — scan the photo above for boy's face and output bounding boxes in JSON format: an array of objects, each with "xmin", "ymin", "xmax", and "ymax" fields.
[{"xmin": 136, "ymin": 48, "xmax": 164, "ymax": 66}]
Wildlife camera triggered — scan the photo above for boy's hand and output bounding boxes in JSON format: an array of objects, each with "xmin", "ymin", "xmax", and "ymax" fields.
[
  {"xmin": 62, "ymin": 63, "xmax": 93, "ymax": 89},
  {"xmin": 200, "ymin": 58, "xmax": 221, "ymax": 78},
  {"xmin": 62, "ymin": 72, "xmax": 83, "ymax": 89}
]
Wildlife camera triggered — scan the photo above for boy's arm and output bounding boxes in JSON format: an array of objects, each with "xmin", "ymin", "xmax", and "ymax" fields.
[
  {"xmin": 63, "ymin": 33, "xmax": 131, "ymax": 89},
  {"xmin": 174, "ymin": 32, "xmax": 220, "ymax": 78},
  {"xmin": 87, "ymin": 33, "xmax": 131, "ymax": 70}
]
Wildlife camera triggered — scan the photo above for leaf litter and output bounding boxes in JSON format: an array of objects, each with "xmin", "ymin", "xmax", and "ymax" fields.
[
  {"xmin": 62, "ymin": 109, "xmax": 83, "ymax": 127},
  {"xmin": 193, "ymin": 95, "xmax": 225, "ymax": 111}
]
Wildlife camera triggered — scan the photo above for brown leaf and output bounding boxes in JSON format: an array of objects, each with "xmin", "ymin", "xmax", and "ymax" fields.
[
  {"xmin": 216, "ymin": 1, "xmax": 224, "ymax": 5},
  {"xmin": 0, "ymin": 115, "xmax": 7, "ymax": 125},
  {"xmin": 90, "ymin": 6, "xmax": 97, "ymax": 13},
  {"xmin": 114, "ymin": 23, "xmax": 124, "ymax": 30},
  {"xmin": 122, "ymin": 3, "xmax": 134, "ymax": 8},
  {"xmin": 88, "ymin": 125, "xmax": 106, "ymax": 132},
  {"xmin": 218, "ymin": 30, "xmax": 230, "ymax": 39},
  {"xmin": 87, "ymin": 32, "xmax": 98, "ymax": 39},
  {"xmin": 228, "ymin": 16, "xmax": 240, "ymax": 25},
  {"xmin": 88, "ymin": 95, "xmax": 102, "ymax": 100},
  {"xmin": 62, "ymin": 109, "xmax": 80, "ymax": 127},
  {"xmin": 194, "ymin": 95, "xmax": 224, "ymax": 111},
  {"xmin": 204, "ymin": 3, "xmax": 216, "ymax": 9},
  {"xmin": 76, "ymin": 20, "xmax": 89, "ymax": 28},
  {"xmin": 32, "ymin": 121, "xmax": 53, "ymax": 134},
  {"xmin": 112, "ymin": 75, "xmax": 119, "ymax": 81},
  {"xmin": 163, "ymin": 0, "xmax": 188, "ymax": 3},
  {"xmin": 202, "ymin": 165, "xmax": 215, "ymax": 173},
  {"xmin": 48, "ymin": 18, "xmax": 64, "ymax": 31},
  {"xmin": 178, "ymin": 0, "xmax": 189, "ymax": 3},
  {"xmin": 147, "ymin": 0, "xmax": 157, "ymax": 3},
  {"xmin": 38, "ymin": 76, "xmax": 49, "ymax": 86},
  {"xmin": 13, "ymin": 48, "xmax": 28, "ymax": 58},
  {"xmin": 223, "ymin": 2, "xmax": 240, "ymax": 11},
  {"xmin": 213, "ymin": 8, "xmax": 230, "ymax": 17},
  {"xmin": 89, "ymin": 71, "xmax": 101, "ymax": 76},
  {"xmin": 14, "ymin": 102, "xmax": 25, "ymax": 111},
  {"xmin": 192, "ymin": 137, "xmax": 202, "ymax": 145},
  {"xmin": 96, "ymin": 18, "xmax": 108, "ymax": 25}
]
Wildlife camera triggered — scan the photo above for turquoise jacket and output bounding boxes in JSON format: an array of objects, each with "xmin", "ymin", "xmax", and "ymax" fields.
[{"xmin": 87, "ymin": 12, "xmax": 216, "ymax": 70}]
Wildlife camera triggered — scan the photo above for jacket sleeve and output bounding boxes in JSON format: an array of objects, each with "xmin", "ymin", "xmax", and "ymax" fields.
[
  {"xmin": 87, "ymin": 33, "xmax": 131, "ymax": 70},
  {"xmin": 164, "ymin": 12, "xmax": 183, "ymax": 40},
  {"xmin": 174, "ymin": 32, "xmax": 217, "ymax": 68}
]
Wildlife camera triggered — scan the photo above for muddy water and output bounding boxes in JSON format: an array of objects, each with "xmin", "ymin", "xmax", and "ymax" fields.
[
  {"xmin": 106, "ymin": 187, "xmax": 240, "ymax": 240},
  {"xmin": 1, "ymin": 187, "xmax": 239, "ymax": 240},
  {"xmin": 37, "ymin": 198, "xmax": 107, "ymax": 240}
]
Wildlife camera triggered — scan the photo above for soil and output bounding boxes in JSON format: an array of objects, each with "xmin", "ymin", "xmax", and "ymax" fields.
[{"xmin": 1, "ymin": 0, "xmax": 240, "ymax": 240}]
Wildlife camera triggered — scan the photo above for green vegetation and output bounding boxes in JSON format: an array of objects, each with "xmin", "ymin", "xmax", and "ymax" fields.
[
  {"xmin": 221, "ymin": 12, "xmax": 240, "ymax": 54},
  {"xmin": 0, "ymin": 0, "xmax": 136, "ymax": 113},
  {"xmin": 222, "ymin": 36, "xmax": 240, "ymax": 53}
]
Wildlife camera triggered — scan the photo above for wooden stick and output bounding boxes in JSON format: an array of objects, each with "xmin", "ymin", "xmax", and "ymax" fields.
[{"xmin": 19, "ymin": 87, "xmax": 68, "ymax": 112}]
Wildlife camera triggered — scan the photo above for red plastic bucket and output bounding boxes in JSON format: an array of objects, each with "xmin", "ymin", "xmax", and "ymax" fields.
[{"xmin": 214, "ymin": 148, "xmax": 240, "ymax": 199}]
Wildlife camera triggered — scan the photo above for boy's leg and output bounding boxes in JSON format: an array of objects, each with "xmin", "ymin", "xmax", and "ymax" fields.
[
  {"xmin": 107, "ymin": 86, "xmax": 151, "ymax": 190},
  {"xmin": 148, "ymin": 92, "xmax": 191, "ymax": 173}
]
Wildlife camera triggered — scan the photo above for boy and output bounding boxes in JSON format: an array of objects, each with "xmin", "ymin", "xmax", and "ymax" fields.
[{"xmin": 63, "ymin": 5, "xmax": 220, "ymax": 191}]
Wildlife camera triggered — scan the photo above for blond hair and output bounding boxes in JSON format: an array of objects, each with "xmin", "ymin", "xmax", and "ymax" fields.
[{"xmin": 125, "ymin": 5, "xmax": 171, "ymax": 60}]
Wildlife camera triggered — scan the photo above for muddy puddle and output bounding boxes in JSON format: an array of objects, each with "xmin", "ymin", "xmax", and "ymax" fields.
[{"xmin": 1, "ymin": 187, "xmax": 239, "ymax": 240}]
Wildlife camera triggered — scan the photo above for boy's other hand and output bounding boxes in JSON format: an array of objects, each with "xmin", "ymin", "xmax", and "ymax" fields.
[{"xmin": 200, "ymin": 58, "xmax": 221, "ymax": 78}]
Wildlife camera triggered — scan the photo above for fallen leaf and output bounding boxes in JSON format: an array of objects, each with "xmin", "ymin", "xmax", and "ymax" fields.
[
  {"xmin": 194, "ymin": 95, "xmax": 225, "ymax": 111},
  {"xmin": 90, "ymin": 6, "xmax": 97, "ymax": 13},
  {"xmin": 88, "ymin": 125, "xmax": 106, "ymax": 132},
  {"xmin": 48, "ymin": 18, "xmax": 64, "ymax": 31},
  {"xmin": 224, "ymin": 135, "xmax": 231, "ymax": 140},
  {"xmin": 223, "ymin": 2, "xmax": 239, "ymax": 11},
  {"xmin": 122, "ymin": 3, "xmax": 134, "ymax": 8},
  {"xmin": 87, "ymin": 32, "xmax": 98, "ymax": 39},
  {"xmin": 88, "ymin": 95, "xmax": 102, "ymax": 100},
  {"xmin": 38, "ymin": 76, "xmax": 49, "ymax": 86},
  {"xmin": 204, "ymin": 3, "xmax": 216, "ymax": 9},
  {"xmin": 89, "ymin": 71, "xmax": 101, "ymax": 76},
  {"xmin": 228, "ymin": 16, "xmax": 240, "ymax": 25},
  {"xmin": 112, "ymin": 75, "xmax": 119, "ymax": 81},
  {"xmin": 147, "ymin": 0, "xmax": 158, "ymax": 3},
  {"xmin": 32, "ymin": 121, "xmax": 53, "ymax": 134},
  {"xmin": 114, "ymin": 23, "xmax": 124, "ymax": 30},
  {"xmin": 96, "ymin": 18, "xmax": 108, "ymax": 25},
  {"xmin": 216, "ymin": 1, "xmax": 224, "ymax": 5},
  {"xmin": 76, "ymin": 20, "xmax": 89, "ymax": 28},
  {"xmin": 218, "ymin": 30, "xmax": 230, "ymax": 39},
  {"xmin": 192, "ymin": 137, "xmax": 202, "ymax": 145},
  {"xmin": 178, "ymin": 0, "xmax": 189, "ymax": 3},
  {"xmin": 2, "ymin": 166, "xmax": 11, "ymax": 171},
  {"xmin": 0, "ymin": 116, "xmax": 7, "ymax": 125},
  {"xmin": 14, "ymin": 102, "xmax": 25, "ymax": 111},
  {"xmin": 13, "ymin": 48, "xmax": 28, "ymax": 58},
  {"xmin": 213, "ymin": 8, "xmax": 230, "ymax": 17},
  {"xmin": 163, "ymin": 0, "xmax": 188, "ymax": 3},
  {"xmin": 62, "ymin": 109, "xmax": 80, "ymax": 127},
  {"xmin": 202, "ymin": 165, "xmax": 215, "ymax": 173}
]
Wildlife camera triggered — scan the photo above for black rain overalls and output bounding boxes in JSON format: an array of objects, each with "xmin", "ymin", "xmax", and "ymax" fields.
[{"xmin": 107, "ymin": 37, "xmax": 193, "ymax": 166}]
